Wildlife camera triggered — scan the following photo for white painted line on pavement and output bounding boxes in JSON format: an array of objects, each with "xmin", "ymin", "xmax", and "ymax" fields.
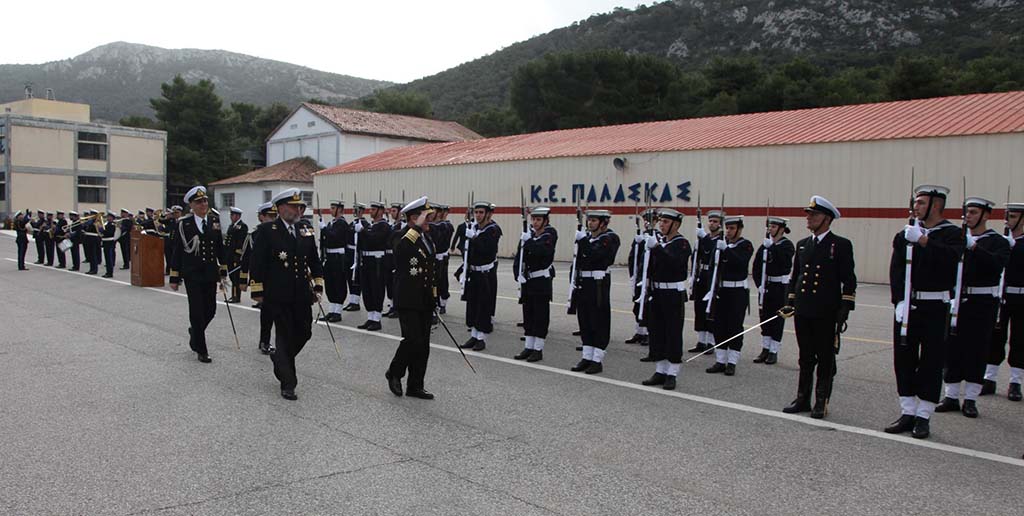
[{"xmin": 8, "ymin": 257, "xmax": 1023, "ymax": 469}]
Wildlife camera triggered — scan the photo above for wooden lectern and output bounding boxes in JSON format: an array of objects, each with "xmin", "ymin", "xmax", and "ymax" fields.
[{"xmin": 130, "ymin": 228, "xmax": 165, "ymax": 287}]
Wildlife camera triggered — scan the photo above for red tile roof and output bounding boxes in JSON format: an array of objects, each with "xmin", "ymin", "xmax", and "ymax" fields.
[
  {"xmin": 211, "ymin": 157, "xmax": 319, "ymax": 186},
  {"xmin": 318, "ymin": 91, "xmax": 1024, "ymax": 176},
  {"xmin": 303, "ymin": 103, "xmax": 481, "ymax": 143}
]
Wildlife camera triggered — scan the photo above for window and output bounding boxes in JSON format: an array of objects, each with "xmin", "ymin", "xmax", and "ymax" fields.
[
  {"xmin": 263, "ymin": 190, "xmax": 272, "ymax": 202},
  {"xmin": 0, "ymin": 123, "xmax": 6, "ymax": 154},
  {"xmin": 221, "ymin": 193, "xmax": 235, "ymax": 208},
  {"xmin": 307, "ymin": 121, "xmax": 316, "ymax": 127},
  {"xmin": 78, "ymin": 131, "xmax": 108, "ymax": 161},
  {"xmin": 301, "ymin": 190, "xmax": 313, "ymax": 206},
  {"xmin": 0, "ymin": 171, "xmax": 5, "ymax": 202},
  {"xmin": 78, "ymin": 176, "xmax": 107, "ymax": 203}
]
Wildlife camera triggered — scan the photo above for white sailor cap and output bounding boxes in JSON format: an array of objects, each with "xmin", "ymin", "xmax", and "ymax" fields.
[
  {"xmin": 768, "ymin": 216, "xmax": 789, "ymax": 226},
  {"xmin": 586, "ymin": 209, "xmax": 612, "ymax": 219},
  {"xmin": 805, "ymin": 196, "xmax": 840, "ymax": 219},
  {"xmin": 473, "ymin": 201, "xmax": 494, "ymax": 211},
  {"xmin": 723, "ymin": 215, "xmax": 744, "ymax": 226},
  {"xmin": 353, "ymin": 202, "xmax": 367, "ymax": 210},
  {"xmin": 915, "ymin": 184, "xmax": 949, "ymax": 200},
  {"xmin": 257, "ymin": 202, "xmax": 274, "ymax": 214},
  {"xmin": 56, "ymin": 210, "xmax": 65, "ymax": 215},
  {"xmin": 369, "ymin": 201, "xmax": 386, "ymax": 209},
  {"xmin": 390, "ymin": 202, "xmax": 405, "ymax": 210},
  {"xmin": 106, "ymin": 210, "xmax": 117, "ymax": 217},
  {"xmin": 45, "ymin": 211, "xmax": 54, "ymax": 216},
  {"xmin": 401, "ymin": 196, "xmax": 433, "ymax": 215},
  {"xmin": 137, "ymin": 209, "xmax": 145, "ymax": 215},
  {"xmin": 272, "ymin": 188, "xmax": 306, "ymax": 206},
  {"xmin": 706, "ymin": 210, "xmax": 724, "ymax": 220},
  {"xmin": 145, "ymin": 207, "xmax": 155, "ymax": 212},
  {"xmin": 229, "ymin": 207, "xmax": 243, "ymax": 215},
  {"xmin": 184, "ymin": 186, "xmax": 208, "ymax": 204},
  {"xmin": 530, "ymin": 206, "xmax": 551, "ymax": 217},
  {"xmin": 171, "ymin": 205, "xmax": 183, "ymax": 212},
  {"xmin": 329, "ymin": 199, "xmax": 344, "ymax": 207},
  {"xmin": 964, "ymin": 197, "xmax": 994, "ymax": 211},
  {"xmin": 434, "ymin": 203, "xmax": 450, "ymax": 210},
  {"xmin": 69, "ymin": 211, "xmax": 79, "ymax": 216},
  {"xmin": 658, "ymin": 208, "xmax": 683, "ymax": 222},
  {"xmin": 1007, "ymin": 203, "xmax": 1024, "ymax": 213}
]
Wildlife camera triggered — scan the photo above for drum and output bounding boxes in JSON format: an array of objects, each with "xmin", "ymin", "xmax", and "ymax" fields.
[{"xmin": 58, "ymin": 239, "xmax": 73, "ymax": 252}]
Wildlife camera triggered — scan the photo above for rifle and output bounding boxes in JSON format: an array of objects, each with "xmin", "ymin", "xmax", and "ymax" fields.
[
  {"xmin": 516, "ymin": 186, "xmax": 528, "ymax": 287},
  {"xmin": 899, "ymin": 168, "xmax": 916, "ymax": 345},
  {"xmin": 636, "ymin": 188, "xmax": 655, "ymax": 320},
  {"xmin": 631, "ymin": 197, "xmax": 641, "ymax": 285},
  {"xmin": 316, "ymin": 193, "xmax": 325, "ymax": 262},
  {"xmin": 460, "ymin": 192, "xmax": 474, "ymax": 288},
  {"xmin": 705, "ymin": 194, "xmax": 726, "ymax": 320},
  {"xmin": 950, "ymin": 177, "xmax": 968, "ymax": 336},
  {"xmin": 995, "ymin": 186, "xmax": 1011, "ymax": 330},
  {"xmin": 567, "ymin": 198, "xmax": 583, "ymax": 311},
  {"xmin": 351, "ymin": 192, "xmax": 361, "ymax": 282},
  {"xmin": 758, "ymin": 198, "xmax": 770, "ymax": 308},
  {"xmin": 687, "ymin": 192, "xmax": 701, "ymax": 297}
]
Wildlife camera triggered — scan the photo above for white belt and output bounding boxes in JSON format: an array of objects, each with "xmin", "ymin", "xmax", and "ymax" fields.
[
  {"xmin": 965, "ymin": 286, "xmax": 1001, "ymax": 296},
  {"xmin": 580, "ymin": 270, "xmax": 609, "ymax": 279},
  {"xmin": 767, "ymin": 275, "xmax": 790, "ymax": 284},
  {"xmin": 347, "ymin": 244, "xmax": 356, "ymax": 250},
  {"xmin": 1006, "ymin": 286, "xmax": 1024, "ymax": 295},
  {"xmin": 83, "ymin": 232, "xmax": 98, "ymax": 237},
  {"xmin": 653, "ymin": 281, "xmax": 686, "ymax": 291},
  {"xmin": 721, "ymin": 280, "xmax": 748, "ymax": 289},
  {"xmin": 435, "ymin": 252, "xmax": 449, "ymax": 260},
  {"xmin": 325, "ymin": 247, "xmax": 345, "ymax": 254},
  {"xmin": 361, "ymin": 251, "xmax": 385, "ymax": 258},
  {"xmin": 470, "ymin": 262, "xmax": 496, "ymax": 273},
  {"xmin": 912, "ymin": 291, "xmax": 950, "ymax": 301},
  {"xmin": 385, "ymin": 249, "xmax": 393, "ymax": 254},
  {"xmin": 527, "ymin": 269, "xmax": 551, "ymax": 279},
  {"xmin": 699, "ymin": 264, "xmax": 711, "ymax": 271}
]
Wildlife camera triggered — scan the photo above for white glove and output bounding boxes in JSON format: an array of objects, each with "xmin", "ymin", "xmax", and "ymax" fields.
[
  {"xmin": 517, "ymin": 275, "xmax": 527, "ymax": 284},
  {"xmin": 520, "ymin": 231, "xmax": 532, "ymax": 243},
  {"xmin": 904, "ymin": 224, "xmax": 923, "ymax": 243},
  {"xmin": 353, "ymin": 223, "xmax": 364, "ymax": 233},
  {"xmin": 644, "ymin": 234, "xmax": 659, "ymax": 249},
  {"xmin": 763, "ymin": 238, "xmax": 773, "ymax": 248},
  {"xmin": 716, "ymin": 239, "xmax": 727, "ymax": 251},
  {"xmin": 965, "ymin": 232, "xmax": 977, "ymax": 250},
  {"xmin": 696, "ymin": 227, "xmax": 707, "ymax": 239},
  {"xmin": 575, "ymin": 230, "xmax": 588, "ymax": 241},
  {"xmin": 1008, "ymin": 235, "xmax": 1017, "ymax": 248},
  {"xmin": 633, "ymin": 234, "xmax": 645, "ymax": 244},
  {"xmin": 894, "ymin": 300, "xmax": 907, "ymax": 323},
  {"xmin": 319, "ymin": 221, "xmax": 327, "ymax": 229},
  {"xmin": 465, "ymin": 228, "xmax": 478, "ymax": 239}
]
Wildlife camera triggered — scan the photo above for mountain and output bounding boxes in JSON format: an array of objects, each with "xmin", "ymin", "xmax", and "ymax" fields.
[
  {"xmin": 0, "ymin": 42, "xmax": 392, "ymax": 122},
  {"xmin": 391, "ymin": 0, "xmax": 1024, "ymax": 121}
]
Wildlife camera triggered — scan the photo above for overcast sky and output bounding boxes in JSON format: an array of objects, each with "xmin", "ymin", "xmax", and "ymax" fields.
[{"xmin": 4, "ymin": 0, "xmax": 645, "ymax": 83}]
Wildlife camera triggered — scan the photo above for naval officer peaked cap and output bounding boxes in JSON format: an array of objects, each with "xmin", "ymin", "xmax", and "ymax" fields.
[
  {"xmin": 229, "ymin": 207, "xmax": 244, "ymax": 215},
  {"xmin": 184, "ymin": 186, "xmax": 208, "ymax": 204},
  {"xmin": 401, "ymin": 196, "xmax": 432, "ymax": 215},
  {"xmin": 272, "ymin": 188, "xmax": 306, "ymax": 206},
  {"xmin": 257, "ymin": 202, "xmax": 273, "ymax": 214},
  {"xmin": 805, "ymin": 195, "xmax": 841, "ymax": 219}
]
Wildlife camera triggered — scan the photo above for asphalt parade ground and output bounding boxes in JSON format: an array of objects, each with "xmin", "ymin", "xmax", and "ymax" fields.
[{"xmin": 2, "ymin": 234, "xmax": 1022, "ymax": 515}]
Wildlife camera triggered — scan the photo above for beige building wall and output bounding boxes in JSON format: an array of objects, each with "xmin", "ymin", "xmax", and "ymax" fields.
[
  {"xmin": 315, "ymin": 133, "xmax": 1024, "ymax": 284},
  {"xmin": 110, "ymin": 179, "xmax": 163, "ymax": 210},
  {"xmin": 10, "ymin": 126, "xmax": 74, "ymax": 169},
  {"xmin": 10, "ymin": 173, "xmax": 74, "ymax": 213},
  {"xmin": 0, "ymin": 99, "xmax": 90, "ymax": 123},
  {"xmin": 111, "ymin": 136, "xmax": 164, "ymax": 175}
]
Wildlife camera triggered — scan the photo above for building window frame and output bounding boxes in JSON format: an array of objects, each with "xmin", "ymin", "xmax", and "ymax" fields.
[
  {"xmin": 0, "ymin": 171, "xmax": 6, "ymax": 202},
  {"xmin": 263, "ymin": 190, "xmax": 272, "ymax": 203},
  {"xmin": 77, "ymin": 131, "xmax": 108, "ymax": 161},
  {"xmin": 220, "ymin": 192, "xmax": 235, "ymax": 209},
  {"xmin": 77, "ymin": 175, "xmax": 108, "ymax": 203}
]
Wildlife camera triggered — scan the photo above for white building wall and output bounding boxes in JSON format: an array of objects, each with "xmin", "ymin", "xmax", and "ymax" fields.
[
  {"xmin": 211, "ymin": 181, "xmax": 313, "ymax": 229},
  {"xmin": 315, "ymin": 133, "xmax": 1024, "ymax": 284}
]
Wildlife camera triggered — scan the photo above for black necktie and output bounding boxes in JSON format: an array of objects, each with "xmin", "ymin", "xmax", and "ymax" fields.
[{"xmin": 199, "ymin": 218, "xmax": 205, "ymax": 234}]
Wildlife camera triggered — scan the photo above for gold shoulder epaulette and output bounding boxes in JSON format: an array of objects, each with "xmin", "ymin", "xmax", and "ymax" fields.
[{"xmin": 403, "ymin": 228, "xmax": 420, "ymax": 243}]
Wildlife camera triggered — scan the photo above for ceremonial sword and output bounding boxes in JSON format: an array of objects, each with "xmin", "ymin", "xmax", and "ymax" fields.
[
  {"xmin": 686, "ymin": 306, "xmax": 794, "ymax": 363},
  {"xmin": 434, "ymin": 309, "xmax": 477, "ymax": 373}
]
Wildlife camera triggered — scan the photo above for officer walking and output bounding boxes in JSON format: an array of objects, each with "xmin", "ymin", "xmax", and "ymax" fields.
[
  {"xmin": 885, "ymin": 185, "xmax": 963, "ymax": 439},
  {"xmin": 318, "ymin": 199, "xmax": 350, "ymax": 323},
  {"xmin": 690, "ymin": 210, "xmax": 724, "ymax": 354},
  {"xmin": 985, "ymin": 202, "xmax": 1024, "ymax": 400},
  {"xmin": 224, "ymin": 207, "xmax": 248, "ymax": 303},
  {"xmin": 639, "ymin": 209, "xmax": 691, "ymax": 390},
  {"xmin": 249, "ymin": 188, "xmax": 324, "ymax": 400},
  {"xmin": 935, "ymin": 197, "xmax": 1010, "ymax": 417},
  {"xmin": 570, "ymin": 210, "xmax": 621, "ymax": 374},
  {"xmin": 752, "ymin": 217, "xmax": 795, "ymax": 365},
  {"xmin": 168, "ymin": 186, "xmax": 228, "ymax": 364},
  {"xmin": 14, "ymin": 210, "xmax": 30, "ymax": 270},
  {"xmin": 458, "ymin": 201, "xmax": 502, "ymax": 352},
  {"xmin": 782, "ymin": 196, "xmax": 856, "ymax": 419},
  {"xmin": 514, "ymin": 206, "xmax": 558, "ymax": 362},
  {"xmin": 705, "ymin": 215, "xmax": 754, "ymax": 376},
  {"xmin": 386, "ymin": 196, "xmax": 438, "ymax": 399}
]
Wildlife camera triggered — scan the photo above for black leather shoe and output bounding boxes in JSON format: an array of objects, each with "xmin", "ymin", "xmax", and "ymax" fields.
[
  {"xmin": 227, "ymin": 297, "xmax": 240, "ymax": 303},
  {"xmin": 639, "ymin": 355, "xmax": 655, "ymax": 362},
  {"xmin": 197, "ymin": 354, "xmax": 212, "ymax": 363},
  {"xmin": 514, "ymin": 348, "xmax": 532, "ymax": 360},
  {"xmin": 343, "ymin": 303, "xmax": 361, "ymax": 312},
  {"xmin": 911, "ymin": 417, "xmax": 930, "ymax": 439},
  {"xmin": 281, "ymin": 390, "xmax": 298, "ymax": 401},
  {"xmin": 259, "ymin": 342, "xmax": 271, "ymax": 355},
  {"xmin": 884, "ymin": 414, "xmax": 916, "ymax": 434},
  {"xmin": 120, "ymin": 266, "xmax": 130, "ymax": 270},
  {"xmin": 572, "ymin": 330, "xmax": 581, "ymax": 336},
  {"xmin": 753, "ymin": 349, "xmax": 770, "ymax": 363},
  {"xmin": 625, "ymin": 334, "xmax": 645, "ymax": 344},
  {"xmin": 961, "ymin": 400, "xmax": 979, "ymax": 418},
  {"xmin": 472, "ymin": 339, "xmax": 486, "ymax": 351},
  {"xmin": 383, "ymin": 310, "xmax": 399, "ymax": 319},
  {"xmin": 86, "ymin": 270, "xmax": 97, "ymax": 275},
  {"xmin": 724, "ymin": 363, "xmax": 736, "ymax": 376},
  {"xmin": 571, "ymin": 359, "xmax": 592, "ymax": 372},
  {"xmin": 642, "ymin": 373, "xmax": 667, "ymax": 386},
  {"xmin": 329, "ymin": 313, "xmax": 342, "ymax": 322},
  {"xmin": 706, "ymin": 362, "xmax": 727, "ymax": 374},
  {"xmin": 406, "ymin": 388, "xmax": 434, "ymax": 400},
  {"xmin": 584, "ymin": 361, "xmax": 603, "ymax": 375},
  {"xmin": 783, "ymin": 397, "xmax": 811, "ymax": 414},
  {"xmin": 575, "ymin": 346, "xmax": 583, "ymax": 351},
  {"xmin": 460, "ymin": 338, "xmax": 478, "ymax": 349},
  {"xmin": 981, "ymin": 379, "xmax": 996, "ymax": 395},
  {"xmin": 357, "ymin": 320, "xmax": 371, "ymax": 329},
  {"xmin": 516, "ymin": 322, "xmax": 525, "ymax": 328},
  {"xmin": 1008, "ymin": 383, "xmax": 1022, "ymax": 401},
  {"xmin": 526, "ymin": 350, "xmax": 543, "ymax": 362},
  {"xmin": 662, "ymin": 376, "xmax": 677, "ymax": 390},
  {"xmin": 810, "ymin": 398, "xmax": 828, "ymax": 419},
  {"xmin": 764, "ymin": 352, "xmax": 778, "ymax": 365},
  {"xmin": 385, "ymin": 371, "xmax": 403, "ymax": 397},
  {"xmin": 438, "ymin": 306, "xmax": 446, "ymax": 314},
  {"xmin": 69, "ymin": 267, "xmax": 79, "ymax": 271},
  {"xmin": 934, "ymin": 397, "xmax": 960, "ymax": 413},
  {"xmin": 364, "ymin": 321, "xmax": 382, "ymax": 332},
  {"xmin": 252, "ymin": 302, "xmax": 262, "ymax": 308},
  {"xmin": 688, "ymin": 343, "xmax": 706, "ymax": 353},
  {"xmin": 102, "ymin": 273, "xmax": 113, "ymax": 278}
]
